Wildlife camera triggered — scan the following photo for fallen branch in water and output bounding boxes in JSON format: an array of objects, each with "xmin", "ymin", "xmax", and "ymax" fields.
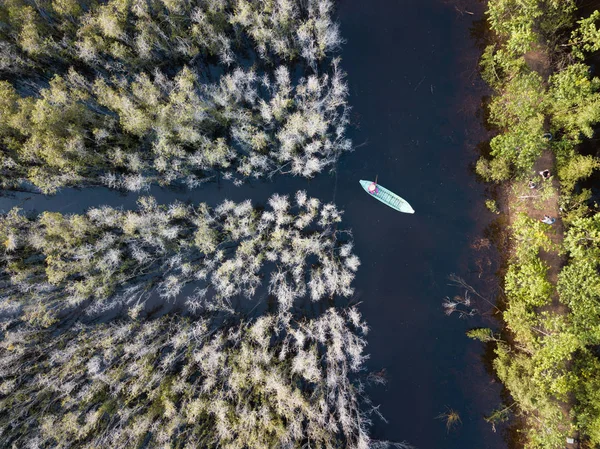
[{"xmin": 447, "ymin": 273, "xmax": 501, "ymax": 314}]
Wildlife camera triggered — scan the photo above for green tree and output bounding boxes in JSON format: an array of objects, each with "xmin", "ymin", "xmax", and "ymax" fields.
[
  {"xmin": 569, "ymin": 10, "xmax": 600, "ymax": 60},
  {"xmin": 557, "ymin": 154, "xmax": 600, "ymax": 193},
  {"xmin": 547, "ymin": 64, "xmax": 600, "ymax": 142}
]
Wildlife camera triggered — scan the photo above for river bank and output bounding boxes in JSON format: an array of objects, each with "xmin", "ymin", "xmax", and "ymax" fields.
[{"xmin": 474, "ymin": 1, "xmax": 600, "ymax": 447}]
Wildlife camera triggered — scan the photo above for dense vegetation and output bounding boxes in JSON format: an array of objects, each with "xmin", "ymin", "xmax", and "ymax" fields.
[
  {"xmin": 0, "ymin": 0, "xmax": 350, "ymax": 193},
  {"xmin": 0, "ymin": 191, "xmax": 390, "ymax": 447},
  {"xmin": 472, "ymin": 0, "xmax": 600, "ymax": 447},
  {"xmin": 0, "ymin": 2, "xmax": 402, "ymax": 448},
  {"xmin": 0, "ymin": 0, "xmax": 342, "ymax": 72},
  {"xmin": 0, "ymin": 308, "xmax": 376, "ymax": 449},
  {"xmin": 477, "ymin": 1, "xmax": 600, "ymax": 184},
  {"xmin": 0, "ymin": 192, "xmax": 358, "ymax": 326}
]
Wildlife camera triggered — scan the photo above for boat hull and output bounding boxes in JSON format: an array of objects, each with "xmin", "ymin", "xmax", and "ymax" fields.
[{"xmin": 359, "ymin": 180, "xmax": 414, "ymax": 214}]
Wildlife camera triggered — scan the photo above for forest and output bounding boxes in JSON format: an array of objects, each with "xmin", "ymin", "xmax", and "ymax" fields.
[
  {"xmin": 0, "ymin": 1, "xmax": 406, "ymax": 448},
  {"xmin": 473, "ymin": 0, "xmax": 600, "ymax": 447},
  {"xmin": 3, "ymin": 0, "xmax": 600, "ymax": 447},
  {"xmin": 1, "ymin": 309, "xmax": 374, "ymax": 448},
  {"xmin": 0, "ymin": 0, "xmax": 350, "ymax": 193},
  {"xmin": 1, "ymin": 192, "xmax": 358, "ymax": 324}
]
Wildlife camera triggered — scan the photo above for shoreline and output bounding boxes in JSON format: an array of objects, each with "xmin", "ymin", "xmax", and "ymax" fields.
[{"xmin": 472, "ymin": 1, "xmax": 600, "ymax": 447}]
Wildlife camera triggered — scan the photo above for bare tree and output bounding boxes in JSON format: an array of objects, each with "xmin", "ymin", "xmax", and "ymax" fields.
[
  {"xmin": 0, "ymin": 307, "xmax": 385, "ymax": 449},
  {"xmin": 0, "ymin": 192, "xmax": 358, "ymax": 325}
]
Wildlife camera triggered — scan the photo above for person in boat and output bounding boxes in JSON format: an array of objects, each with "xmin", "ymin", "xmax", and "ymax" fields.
[
  {"xmin": 368, "ymin": 182, "xmax": 379, "ymax": 194},
  {"xmin": 528, "ymin": 180, "xmax": 537, "ymax": 189},
  {"xmin": 541, "ymin": 215, "xmax": 555, "ymax": 225},
  {"xmin": 539, "ymin": 169, "xmax": 551, "ymax": 180}
]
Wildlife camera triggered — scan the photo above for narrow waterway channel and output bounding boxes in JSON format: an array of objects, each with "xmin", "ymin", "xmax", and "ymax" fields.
[{"xmin": 0, "ymin": 1, "xmax": 506, "ymax": 447}]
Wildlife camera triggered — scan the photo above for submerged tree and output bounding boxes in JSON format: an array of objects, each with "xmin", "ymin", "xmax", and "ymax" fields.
[
  {"xmin": 0, "ymin": 307, "xmax": 388, "ymax": 449},
  {"xmin": 0, "ymin": 191, "xmax": 359, "ymax": 326},
  {"xmin": 0, "ymin": 0, "xmax": 342, "ymax": 75},
  {"xmin": 0, "ymin": 61, "xmax": 350, "ymax": 193},
  {"xmin": 0, "ymin": 0, "xmax": 351, "ymax": 194}
]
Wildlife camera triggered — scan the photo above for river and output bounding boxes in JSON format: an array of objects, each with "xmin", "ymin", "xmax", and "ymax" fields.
[
  {"xmin": 333, "ymin": 0, "xmax": 505, "ymax": 447},
  {"xmin": 1, "ymin": 0, "xmax": 506, "ymax": 447}
]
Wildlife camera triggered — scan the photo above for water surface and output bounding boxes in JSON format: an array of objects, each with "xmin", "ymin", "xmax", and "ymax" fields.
[
  {"xmin": 1, "ymin": 1, "xmax": 506, "ymax": 447},
  {"xmin": 333, "ymin": 1, "xmax": 505, "ymax": 447}
]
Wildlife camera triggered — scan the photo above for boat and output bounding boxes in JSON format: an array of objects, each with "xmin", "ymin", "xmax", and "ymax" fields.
[{"xmin": 359, "ymin": 180, "xmax": 414, "ymax": 214}]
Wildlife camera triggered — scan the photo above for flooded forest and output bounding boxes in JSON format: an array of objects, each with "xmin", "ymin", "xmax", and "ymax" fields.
[{"xmin": 1, "ymin": 1, "xmax": 600, "ymax": 448}]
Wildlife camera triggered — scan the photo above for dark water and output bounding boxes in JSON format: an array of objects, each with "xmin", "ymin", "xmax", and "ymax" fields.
[
  {"xmin": 334, "ymin": 1, "xmax": 505, "ymax": 447},
  {"xmin": 1, "ymin": 1, "xmax": 507, "ymax": 447}
]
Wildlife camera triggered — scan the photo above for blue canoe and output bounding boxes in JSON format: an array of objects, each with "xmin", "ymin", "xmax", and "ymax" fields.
[{"xmin": 359, "ymin": 180, "xmax": 415, "ymax": 214}]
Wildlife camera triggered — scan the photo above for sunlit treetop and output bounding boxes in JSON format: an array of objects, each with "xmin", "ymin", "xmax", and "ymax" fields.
[
  {"xmin": 0, "ymin": 191, "xmax": 360, "ymax": 327},
  {"xmin": 0, "ymin": 0, "xmax": 343, "ymax": 74},
  {"xmin": 0, "ymin": 307, "xmax": 410, "ymax": 449}
]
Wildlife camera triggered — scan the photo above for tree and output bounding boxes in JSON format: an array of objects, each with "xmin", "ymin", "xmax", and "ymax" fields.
[
  {"xmin": 557, "ymin": 154, "xmax": 600, "ymax": 193},
  {"xmin": 569, "ymin": 10, "xmax": 600, "ymax": 60},
  {"xmin": 0, "ymin": 192, "xmax": 358, "ymax": 326},
  {"xmin": 547, "ymin": 64, "xmax": 600, "ymax": 142},
  {"xmin": 1, "ymin": 61, "xmax": 351, "ymax": 193},
  {"xmin": 0, "ymin": 307, "xmax": 380, "ymax": 449}
]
